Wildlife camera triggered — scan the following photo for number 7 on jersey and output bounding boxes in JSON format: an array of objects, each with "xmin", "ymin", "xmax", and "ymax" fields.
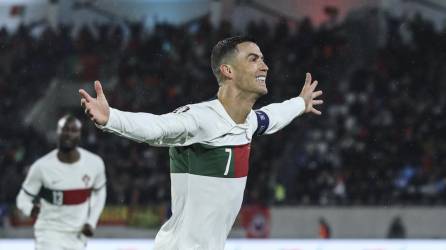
[{"xmin": 224, "ymin": 148, "xmax": 232, "ymax": 176}]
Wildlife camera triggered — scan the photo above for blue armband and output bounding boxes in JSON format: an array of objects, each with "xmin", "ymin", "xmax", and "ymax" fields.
[{"xmin": 254, "ymin": 110, "xmax": 269, "ymax": 136}]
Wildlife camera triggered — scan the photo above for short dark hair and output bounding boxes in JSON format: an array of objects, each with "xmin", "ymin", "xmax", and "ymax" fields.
[{"xmin": 211, "ymin": 36, "xmax": 256, "ymax": 83}]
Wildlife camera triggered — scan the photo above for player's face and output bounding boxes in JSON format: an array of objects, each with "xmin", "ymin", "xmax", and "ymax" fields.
[
  {"xmin": 57, "ymin": 118, "xmax": 81, "ymax": 152},
  {"xmin": 231, "ymin": 42, "xmax": 269, "ymax": 96}
]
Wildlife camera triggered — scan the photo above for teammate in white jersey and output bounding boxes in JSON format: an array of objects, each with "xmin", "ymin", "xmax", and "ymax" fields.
[
  {"xmin": 79, "ymin": 36, "xmax": 323, "ymax": 250},
  {"xmin": 16, "ymin": 115, "xmax": 107, "ymax": 250}
]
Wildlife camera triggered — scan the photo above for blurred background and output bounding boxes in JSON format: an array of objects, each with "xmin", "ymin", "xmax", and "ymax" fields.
[{"xmin": 0, "ymin": 0, "xmax": 446, "ymax": 249}]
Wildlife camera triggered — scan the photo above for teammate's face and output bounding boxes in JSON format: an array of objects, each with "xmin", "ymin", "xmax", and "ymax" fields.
[
  {"xmin": 57, "ymin": 118, "xmax": 81, "ymax": 152},
  {"xmin": 231, "ymin": 42, "xmax": 269, "ymax": 96}
]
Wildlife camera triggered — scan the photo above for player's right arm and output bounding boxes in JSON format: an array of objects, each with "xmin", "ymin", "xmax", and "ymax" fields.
[
  {"xmin": 100, "ymin": 108, "xmax": 200, "ymax": 146},
  {"xmin": 16, "ymin": 162, "xmax": 42, "ymax": 217},
  {"xmin": 79, "ymin": 81, "xmax": 200, "ymax": 146}
]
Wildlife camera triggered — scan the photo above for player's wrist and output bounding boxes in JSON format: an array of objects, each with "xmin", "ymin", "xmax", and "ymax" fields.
[
  {"xmin": 30, "ymin": 204, "xmax": 40, "ymax": 219},
  {"xmin": 82, "ymin": 223, "xmax": 94, "ymax": 237}
]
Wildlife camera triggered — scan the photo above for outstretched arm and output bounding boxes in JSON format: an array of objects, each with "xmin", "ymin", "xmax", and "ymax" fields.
[
  {"xmin": 79, "ymin": 80, "xmax": 200, "ymax": 146},
  {"xmin": 254, "ymin": 72, "xmax": 323, "ymax": 135}
]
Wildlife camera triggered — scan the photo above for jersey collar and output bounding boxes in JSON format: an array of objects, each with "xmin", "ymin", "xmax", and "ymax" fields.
[{"xmin": 210, "ymin": 99, "xmax": 250, "ymax": 129}]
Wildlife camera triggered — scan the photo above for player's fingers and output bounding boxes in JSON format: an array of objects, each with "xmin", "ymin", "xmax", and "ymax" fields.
[
  {"xmin": 312, "ymin": 108, "xmax": 322, "ymax": 115},
  {"xmin": 94, "ymin": 80, "xmax": 104, "ymax": 97},
  {"xmin": 81, "ymin": 98, "xmax": 87, "ymax": 108},
  {"xmin": 313, "ymin": 99, "xmax": 324, "ymax": 105},
  {"xmin": 79, "ymin": 89, "xmax": 94, "ymax": 102},
  {"xmin": 312, "ymin": 90, "xmax": 323, "ymax": 99},
  {"xmin": 84, "ymin": 106, "xmax": 92, "ymax": 115},
  {"xmin": 304, "ymin": 72, "xmax": 312, "ymax": 86},
  {"xmin": 87, "ymin": 112, "xmax": 95, "ymax": 121},
  {"xmin": 310, "ymin": 80, "xmax": 318, "ymax": 91}
]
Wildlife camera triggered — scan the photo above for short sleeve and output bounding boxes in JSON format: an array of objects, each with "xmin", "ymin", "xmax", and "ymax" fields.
[
  {"xmin": 93, "ymin": 158, "xmax": 106, "ymax": 190},
  {"xmin": 21, "ymin": 162, "xmax": 43, "ymax": 196}
]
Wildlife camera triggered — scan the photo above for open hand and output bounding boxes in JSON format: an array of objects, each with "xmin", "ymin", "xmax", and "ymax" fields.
[
  {"xmin": 298, "ymin": 73, "xmax": 323, "ymax": 115},
  {"xmin": 79, "ymin": 81, "xmax": 110, "ymax": 125}
]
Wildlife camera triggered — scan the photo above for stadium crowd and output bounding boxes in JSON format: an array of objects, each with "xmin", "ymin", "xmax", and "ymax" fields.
[{"xmin": 1, "ymin": 8, "xmax": 445, "ymax": 210}]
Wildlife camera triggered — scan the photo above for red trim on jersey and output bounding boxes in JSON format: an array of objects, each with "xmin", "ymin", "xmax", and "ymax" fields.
[
  {"xmin": 233, "ymin": 144, "xmax": 251, "ymax": 177},
  {"xmin": 63, "ymin": 188, "xmax": 92, "ymax": 205}
]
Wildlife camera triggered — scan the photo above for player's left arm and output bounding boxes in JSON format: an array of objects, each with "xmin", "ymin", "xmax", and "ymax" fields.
[
  {"xmin": 83, "ymin": 158, "xmax": 107, "ymax": 236},
  {"xmin": 253, "ymin": 72, "xmax": 323, "ymax": 136}
]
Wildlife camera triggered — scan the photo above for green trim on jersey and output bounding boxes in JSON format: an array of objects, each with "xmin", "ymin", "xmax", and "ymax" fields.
[{"xmin": 169, "ymin": 143, "xmax": 250, "ymax": 178}]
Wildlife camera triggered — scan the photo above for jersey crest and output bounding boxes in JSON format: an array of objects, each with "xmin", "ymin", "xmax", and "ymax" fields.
[{"xmin": 82, "ymin": 174, "xmax": 91, "ymax": 187}]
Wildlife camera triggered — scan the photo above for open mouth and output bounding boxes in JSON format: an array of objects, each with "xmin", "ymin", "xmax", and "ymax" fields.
[{"xmin": 256, "ymin": 76, "xmax": 266, "ymax": 84}]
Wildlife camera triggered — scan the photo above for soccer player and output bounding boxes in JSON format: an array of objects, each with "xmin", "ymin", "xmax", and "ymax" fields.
[
  {"xmin": 16, "ymin": 115, "xmax": 106, "ymax": 250},
  {"xmin": 79, "ymin": 36, "xmax": 323, "ymax": 249}
]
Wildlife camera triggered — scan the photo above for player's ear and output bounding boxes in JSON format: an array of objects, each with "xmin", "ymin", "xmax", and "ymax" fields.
[{"xmin": 220, "ymin": 64, "xmax": 233, "ymax": 79}]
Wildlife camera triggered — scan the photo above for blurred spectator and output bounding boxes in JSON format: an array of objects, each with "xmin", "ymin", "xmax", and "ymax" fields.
[
  {"xmin": 318, "ymin": 217, "xmax": 331, "ymax": 239},
  {"xmin": 0, "ymin": 204, "xmax": 8, "ymax": 228},
  {"xmin": 387, "ymin": 216, "xmax": 406, "ymax": 239}
]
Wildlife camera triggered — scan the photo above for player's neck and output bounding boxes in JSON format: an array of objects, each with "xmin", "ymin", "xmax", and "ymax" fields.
[
  {"xmin": 217, "ymin": 85, "xmax": 257, "ymax": 124},
  {"xmin": 57, "ymin": 148, "xmax": 80, "ymax": 164}
]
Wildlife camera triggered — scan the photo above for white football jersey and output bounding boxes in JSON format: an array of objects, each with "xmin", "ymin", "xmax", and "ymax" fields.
[
  {"xmin": 17, "ymin": 147, "xmax": 106, "ymax": 232},
  {"xmin": 101, "ymin": 97, "xmax": 305, "ymax": 250}
]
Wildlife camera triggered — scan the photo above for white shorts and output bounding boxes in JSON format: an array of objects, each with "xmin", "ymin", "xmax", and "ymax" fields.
[{"xmin": 34, "ymin": 229, "xmax": 87, "ymax": 250}]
